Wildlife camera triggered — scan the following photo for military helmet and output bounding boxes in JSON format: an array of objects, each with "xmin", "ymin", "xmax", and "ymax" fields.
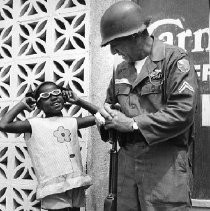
[{"xmin": 100, "ymin": 1, "xmax": 150, "ymax": 46}]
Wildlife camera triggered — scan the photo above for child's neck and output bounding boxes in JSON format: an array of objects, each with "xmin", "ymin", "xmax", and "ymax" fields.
[{"xmin": 45, "ymin": 113, "xmax": 63, "ymax": 118}]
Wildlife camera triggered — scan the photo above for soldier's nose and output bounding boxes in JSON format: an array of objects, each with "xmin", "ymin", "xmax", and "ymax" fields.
[{"xmin": 110, "ymin": 45, "xmax": 117, "ymax": 55}]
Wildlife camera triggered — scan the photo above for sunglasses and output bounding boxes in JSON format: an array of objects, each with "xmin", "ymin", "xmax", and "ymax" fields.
[{"xmin": 37, "ymin": 89, "xmax": 62, "ymax": 102}]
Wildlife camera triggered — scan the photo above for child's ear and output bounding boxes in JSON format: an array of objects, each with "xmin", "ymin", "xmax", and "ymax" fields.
[{"xmin": 25, "ymin": 92, "xmax": 34, "ymax": 98}]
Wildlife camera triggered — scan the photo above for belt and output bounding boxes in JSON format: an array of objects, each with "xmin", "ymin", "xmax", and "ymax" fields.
[{"xmin": 118, "ymin": 130, "xmax": 146, "ymax": 147}]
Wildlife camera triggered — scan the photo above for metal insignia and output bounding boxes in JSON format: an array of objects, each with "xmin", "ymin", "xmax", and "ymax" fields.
[
  {"xmin": 177, "ymin": 59, "xmax": 190, "ymax": 73},
  {"xmin": 149, "ymin": 69, "xmax": 162, "ymax": 80}
]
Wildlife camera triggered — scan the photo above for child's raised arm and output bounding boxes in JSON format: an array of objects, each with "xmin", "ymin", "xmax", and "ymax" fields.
[
  {"xmin": 76, "ymin": 98, "xmax": 99, "ymax": 114},
  {"xmin": 0, "ymin": 97, "xmax": 34, "ymax": 133},
  {"xmin": 63, "ymin": 90, "xmax": 99, "ymax": 114},
  {"xmin": 62, "ymin": 90, "xmax": 107, "ymax": 128}
]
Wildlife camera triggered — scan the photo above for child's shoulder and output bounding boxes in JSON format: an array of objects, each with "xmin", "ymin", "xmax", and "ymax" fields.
[
  {"xmin": 27, "ymin": 116, "xmax": 47, "ymax": 125},
  {"xmin": 61, "ymin": 116, "xmax": 77, "ymax": 122},
  {"xmin": 27, "ymin": 116, "xmax": 42, "ymax": 121},
  {"xmin": 62, "ymin": 116, "xmax": 75, "ymax": 118},
  {"xmin": 61, "ymin": 116, "xmax": 78, "ymax": 125}
]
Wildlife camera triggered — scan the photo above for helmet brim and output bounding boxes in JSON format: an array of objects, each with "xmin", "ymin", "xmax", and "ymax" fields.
[{"xmin": 101, "ymin": 24, "xmax": 147, "ymax": 47}]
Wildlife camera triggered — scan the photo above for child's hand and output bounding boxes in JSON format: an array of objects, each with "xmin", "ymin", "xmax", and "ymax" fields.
[
  {"xmin": 94, "ymin": 112, "xmax": 105, "ymax": 126},
  {"xmin": 21, "ymin": 97, "xmax": 36, "ymax": 111},
  {"xmin": 62, "ymin": 90, "xmax": 80, "ymax": 104}
]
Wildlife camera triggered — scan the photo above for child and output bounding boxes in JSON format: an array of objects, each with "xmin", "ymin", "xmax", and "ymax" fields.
[{"xmin": 0, "ymin": 81, "xmax": 104, "ymax": 211}]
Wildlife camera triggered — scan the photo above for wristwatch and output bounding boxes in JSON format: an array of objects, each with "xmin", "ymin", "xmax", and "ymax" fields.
[{"xmin": 132, "ymin": 119, "xmax": 139, "ymax": 130}]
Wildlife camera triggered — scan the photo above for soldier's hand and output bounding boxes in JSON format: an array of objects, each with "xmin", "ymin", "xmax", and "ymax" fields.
[{"xmin": 104, "ymin": 109, "xmax": 133, "ymax": 132}]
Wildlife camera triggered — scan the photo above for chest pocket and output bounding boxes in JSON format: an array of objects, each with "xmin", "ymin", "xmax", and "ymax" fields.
[
  {"xmin": 139, "ymin": 83, "xmax": 163, "ymax": 111},
  {"xmin": 140, "ymin": 83, "xmax": 162, "ymax": 96}
]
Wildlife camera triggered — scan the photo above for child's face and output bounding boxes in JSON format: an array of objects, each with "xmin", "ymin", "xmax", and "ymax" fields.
[{"xmin": 37, "ymin": 84, "xmax": 64, "ymax": 117}]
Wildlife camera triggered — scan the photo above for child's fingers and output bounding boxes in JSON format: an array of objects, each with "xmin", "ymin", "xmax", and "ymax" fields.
[
  {"xmin": 64, "ymin": 91, "xmax": 73, "ymax": 102},
  {"xmin": 94, "ymin": 112, "xmax": 105, "ymax": 125},
  {"xmin": 66, "ymin": 91, "xmax": 72, "ymax": 99},
  {"xmin": 27, "ymin": 97, "xmax": 36, "ymax": 104},
  {"xmin": 21, "ymin": 101, "xmax": 35, "ymax": 112},
  {"xmin": 62, "ymin": 90, "xmax": 67, "ymax": 101}
]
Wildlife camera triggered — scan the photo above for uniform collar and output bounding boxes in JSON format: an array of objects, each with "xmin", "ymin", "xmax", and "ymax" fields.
[
  {"xmin": 131, "ymin": 37, "xmax": 165, "ymax": 89},
  {"xmin": 150, "ymin": 36, "xmax": 166, "ymax": 62}
]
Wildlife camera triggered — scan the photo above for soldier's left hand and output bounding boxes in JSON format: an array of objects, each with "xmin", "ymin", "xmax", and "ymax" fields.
[{"xmin": 104, "ymin": 109, "xmax": 133, "ymax": 132}]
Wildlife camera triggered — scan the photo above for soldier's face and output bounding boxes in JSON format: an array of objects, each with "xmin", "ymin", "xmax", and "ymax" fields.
[
  {"xmin": 110, "ymin": 36, "xmax": 145, "ymax": 62},
  {"xmin": 110, "ymin": 37, "xmax": 134, "ymax": 62}
]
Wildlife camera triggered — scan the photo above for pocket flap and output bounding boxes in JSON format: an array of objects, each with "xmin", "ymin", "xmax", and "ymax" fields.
[
  {"xmin": 116, "ymin": 84, "xmax": 131, "ymax": 95},
  {"xmin": 141, "ymin": 84, "xmax": 162, "ymax": 95}
]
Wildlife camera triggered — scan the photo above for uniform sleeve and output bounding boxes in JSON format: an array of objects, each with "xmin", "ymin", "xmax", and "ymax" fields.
[
  {"xmin": 96, "ymin": 79, "xmax": 112, "ymax": 142},
  {"xmin": 100, "ymin": 77, "xmax": 117, "ymax": 142},
  {"xmin": 134, "ymin": 52, "xmax": 199, "ymax": 145},
  {"xmin": 105, "ymin": 77, "xmax": 116, "ymax": 104}
]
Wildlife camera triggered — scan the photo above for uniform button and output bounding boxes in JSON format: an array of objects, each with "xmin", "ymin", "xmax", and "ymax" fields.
[{"xmin": 131, "ymin": 104, "xmax": 135, "ymax": 109}]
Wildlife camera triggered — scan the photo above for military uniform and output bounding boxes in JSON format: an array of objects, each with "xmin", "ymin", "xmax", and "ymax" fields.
[{"xmin": 103, "ymin": 37, "xmax": 198, "ymax": 211}]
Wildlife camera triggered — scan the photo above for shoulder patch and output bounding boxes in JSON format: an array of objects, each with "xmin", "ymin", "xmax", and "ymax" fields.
[{"xmin": 177, "ymin": 59, "xmax": 190, "ymax": 73}]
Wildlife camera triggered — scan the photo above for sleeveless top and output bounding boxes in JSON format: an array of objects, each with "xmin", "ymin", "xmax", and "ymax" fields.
[{"xmin": 25, "ymin": 116, "xmax": 92, "ymax": 199}]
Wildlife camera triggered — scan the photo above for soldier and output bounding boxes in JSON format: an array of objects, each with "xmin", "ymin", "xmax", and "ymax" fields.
[{"xmin": 99, "ymin": 1, "xmax": 198, "ymax": 211}]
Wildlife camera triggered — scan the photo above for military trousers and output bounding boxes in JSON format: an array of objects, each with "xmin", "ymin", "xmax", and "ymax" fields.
[{"xmin": 117, "ymin": 142, "xmax": 192, "ymax": 211}]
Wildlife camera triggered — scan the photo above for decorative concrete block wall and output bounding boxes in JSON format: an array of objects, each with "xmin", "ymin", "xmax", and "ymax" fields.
[{"xmin": 0, "ymin": 0, "xmax": 90, "ymax": 210}]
